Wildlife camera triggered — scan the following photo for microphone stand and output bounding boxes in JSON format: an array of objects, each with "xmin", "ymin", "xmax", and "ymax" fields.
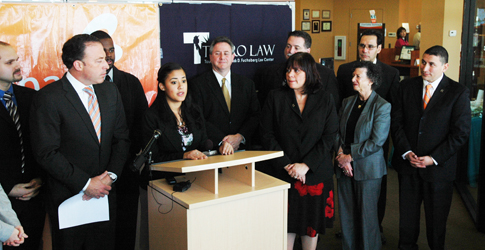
[{"xmin": 132, "ymin": 129, "xmax": 161, "ymax": 172}]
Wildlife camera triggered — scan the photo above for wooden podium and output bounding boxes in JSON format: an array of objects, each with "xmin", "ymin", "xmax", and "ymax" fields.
[{"xmin": 147, "ymin": 151, "xmax": 290, "ymax": 250}]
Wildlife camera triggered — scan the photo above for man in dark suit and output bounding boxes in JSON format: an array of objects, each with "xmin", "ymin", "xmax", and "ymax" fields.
[
  {"xmin": 391, "ymin": 46, "xmax": 471, "ymax": 250},
  {"xmin": 337, "ymin": 29, "xmax": 400, "ymax": 109},
  {"xmin": 255, "ymin": 30, "xmax": 340, "ymax": 108},
  {"xmin": 337, "ymin": 29, "xmax": 400, "ymax": 242},
  {"xmin": 190, "ymin": 36, "xmax": 260, "ymax": 154},
  {"xmin": 30, "ymin": 34, "xmax": 130, "ymax": 250},
  {"xmin": 91, "ymin": 30, "xmax": 148, "ymax": 250},
  {"xmin": 0, "ymin": 41, "xmax": 44, "ymax": 250}
]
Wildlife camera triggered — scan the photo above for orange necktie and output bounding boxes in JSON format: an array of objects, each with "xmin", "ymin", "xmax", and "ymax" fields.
[{"xmin": 423, "ymin": 84, "xmax": 432, "ymax": 109}]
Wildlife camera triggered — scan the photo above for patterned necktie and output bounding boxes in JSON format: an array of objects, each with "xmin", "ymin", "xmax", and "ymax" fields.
[
  {"xmin": 423, "ymin": 84, "xmax": 432, "ymax": 109},
  {"xmin": 105, "ymin": 75, "xmax": 112, "ymax": 82},
  {"xmin": 4, "ymin": 92, "xmax": 25, "ymax": 173},
  {"xmin": 222, "ymin": 78, "xmax": 231, "ymax": 112},
  {"xmin": 83, "ymin": 87, "xmax": 102, "ymax": 143}
]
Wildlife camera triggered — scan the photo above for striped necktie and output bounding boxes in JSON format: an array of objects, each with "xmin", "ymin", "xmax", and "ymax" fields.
[
  {"xmin": 423, "ymin": 84, "xmax": 432, "ymax": 109},
  {"xmin": 222, "ymin": 78, "xmax": 231, "ymax": 112},
  {"xmin": 4, "ymin": 92, "xmax": 25, "ymax": 173},
  {"xmin": 83, "ymin": 87, "xmax": 102, "ymax": 143}
]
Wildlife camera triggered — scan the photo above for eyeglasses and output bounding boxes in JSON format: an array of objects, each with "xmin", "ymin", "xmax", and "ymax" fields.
[{"xmin": 359, "ymin": 44, "xmax": 378, "ymax": 50}]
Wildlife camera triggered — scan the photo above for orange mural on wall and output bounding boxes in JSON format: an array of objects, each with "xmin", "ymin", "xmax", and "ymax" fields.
[{"xmin": 0, "ymin": 3, "xmax": 160, "ymax": 105}]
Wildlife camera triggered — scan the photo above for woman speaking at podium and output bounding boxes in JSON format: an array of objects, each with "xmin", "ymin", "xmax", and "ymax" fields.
[
  {"xmin": 142, "ymin": 62, "xmax": 209, "ymax": 168},
  {"xmin": 260, "ymin": 53, "xmax": 339, "ymax": 250}
]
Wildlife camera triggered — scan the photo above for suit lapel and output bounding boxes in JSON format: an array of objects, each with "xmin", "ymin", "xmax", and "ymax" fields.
[
  {"xmin": 0, "ymin": 103, "xmax": 15, "ymax": 128},
  {"xmin": 409, "ymin": 77, "xmax": 424, "ymax": 114},
  {"xmin": 1, "ymin": 86, "xmax": 16, "ymax": 126},
  {"xmin": 340, "ymin": 95, "xmax": 357, "ymax": 142},
  {"xmin": 207, "ymin": 73, "xmax": 230, "ymax": 115},
  {"xmin": 112, "ymin": 66, "xmax": 122, "ymax": 88},
  {"xmin": 164, "ymin": 126, "xmax": 184, "ymax": 151},
  {"xmin": 301, "ymin": 90, "xmax": 318, "ymax": 117},
  {"xmin": 285, "ymin": 88, "xmax": 303, "ymax": 118},
  {"xmin": 231, "ymin": 75, "xmax": 244, "ymax": 117},
  {"xmin": 62, "ymin": 77, "xmax": 100, "ymax": 144},
  {"xmin": 93, "ymin": 84, "xmax": 107, "ymax": 144},
  {"xmin": 354, "ymin": 91, "xmax": 377, "ymax": 139}
]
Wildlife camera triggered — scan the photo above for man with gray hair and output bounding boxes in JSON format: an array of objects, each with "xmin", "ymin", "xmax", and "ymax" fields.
[{"xmin": 190, "ymin": 36, "xmax": 260, "ymax": 154}]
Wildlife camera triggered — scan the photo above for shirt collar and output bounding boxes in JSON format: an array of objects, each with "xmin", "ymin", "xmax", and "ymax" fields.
[
  {"xmin": 0, "ymin": 84, "xmax": 15, "ymax": 106},
  {"xmin": 107, "ymin": 68, "xmax": 114, "ymax": 82},
  {"xmin": 0, "ymin": 83, "xmax": 14, "ymax": 98},
  {"xmin": 423, "ymin": 73, "xmax": 444, "ymax": 89},
  {"xmin": 66, "ymin": 71, "xmax": 93, "ymax": 93},
  {"xmin": 213, "ymin": 70, "xmax": 231, "ymax": 86},
  {"xmin": 359, "ymin": 58, "xmax": 378, "ymax": 64}
]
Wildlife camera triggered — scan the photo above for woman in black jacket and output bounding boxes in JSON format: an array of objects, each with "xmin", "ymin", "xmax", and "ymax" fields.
[
  {"xmin": 260, "ymin": 52, "xmax": 339, "ymax": 250},
  {"xmin": 142, "ymin": 62, "xmax": 208, "ymax": 166}
]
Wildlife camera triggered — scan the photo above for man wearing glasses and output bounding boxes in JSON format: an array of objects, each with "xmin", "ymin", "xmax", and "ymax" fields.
[
  {"xmin": 337, "ymin": 29, "xmax": 400, "ymax": 103},
  {"xmin": 336, "ymin": 29, "xmax": 400, "ymax": 245}
]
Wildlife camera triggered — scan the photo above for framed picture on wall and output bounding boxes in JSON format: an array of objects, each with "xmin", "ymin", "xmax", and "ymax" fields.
[
  {"xmin": 302, "ymin": 21, "xmax": 311, "ymax": 31},
  {"xmin": 322, "ymin": 10, "xmax": 331, "ymax": 19},
  {"xmin": 322, "ymin": 21, "xmax": 332, "ymax": 32},
  {"xmin": 303, "ymin": 9, "xmax": 310, "ymax": 20},
  {"xmin": 312, "ymin": 20, "xmax": 320, "ymax": 33},
  {"xmin": 312, "ymin": 10, "xmax": 320, "ymax": 19}
]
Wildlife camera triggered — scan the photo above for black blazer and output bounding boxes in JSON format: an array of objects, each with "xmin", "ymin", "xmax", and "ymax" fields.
[
  {"xmin": 112, "ymin": 66, "xmax": 148, "ymax": 157},
  {"xmin": 142, "ymin": 99, "xmax": 208, "ymax": 162},
  {"xmin": 0, "ymin": 84, "xmax": 43, "ymax": 215},
  {"xmin": 190, "ymin": 71, "xmax": 260, "ymax": 147},
  {"xmin": 30, "ymin": 75, "xmax": 130, "ymax": 212},
  {"xmin": 0, "ymin": 85, "xmax": 39, "ymax": 195},
  {"xmin": 260, "ymin": 86, "xmax": 338, "ymax": 185},
  {"xmin": 391, "ymin": 75, "xmax": 471, "ymax": 182},
  {"xmin": 337, "ymin": 59, "xmax": 400, "ymax": 104},
  {"xmin": 255, "ymin": 62, "xmax": 340, "ymax": 109}
]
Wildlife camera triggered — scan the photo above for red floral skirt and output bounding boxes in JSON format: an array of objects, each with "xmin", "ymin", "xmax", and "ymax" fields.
[{"xmin": 288, "ymin": 178, "xmax": 335, "ymax": 237}]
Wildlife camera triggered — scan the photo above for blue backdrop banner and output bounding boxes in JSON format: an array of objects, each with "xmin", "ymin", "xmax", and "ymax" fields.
[{"xmin": 159, "ymin": 2, "xmax": 292, "ymax": 80}]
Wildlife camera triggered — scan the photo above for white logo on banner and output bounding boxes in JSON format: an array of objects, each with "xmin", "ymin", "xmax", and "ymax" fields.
[
  {"xmin": 83, "ymin": 13, "xmax": 123, "ymax": 62},
  {"xmin": 183, "ymin": 32, "xmax": 210, "ymax": 64},
  {"xmin": 182, "ymin": 32, "xmax": 277, "ymax": 65}
]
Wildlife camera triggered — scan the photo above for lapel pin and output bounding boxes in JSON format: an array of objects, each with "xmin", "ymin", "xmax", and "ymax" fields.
[{"xmin": 441, "ymin": 89, "xmax": 444, "ymax": 93}]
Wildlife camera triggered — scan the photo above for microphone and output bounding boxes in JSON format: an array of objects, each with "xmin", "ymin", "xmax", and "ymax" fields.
[
  {"xmin": 132, "ymin": 129, "xmax": 162, "ymax": 172},
  {"xmin": 200, "ymin": 139, "xmax": 217, "ymax": 156}
]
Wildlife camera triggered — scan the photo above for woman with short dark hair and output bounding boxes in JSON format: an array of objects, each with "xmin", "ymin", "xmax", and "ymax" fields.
[{"xmin": 336, "ymin": 61, "xmax": 391, "ymax": 250}]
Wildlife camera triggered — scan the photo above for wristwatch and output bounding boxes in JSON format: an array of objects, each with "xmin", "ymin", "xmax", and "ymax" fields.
[{"xmin": 107, "ymin": 172, "xmax": 117, "ymax": 183}]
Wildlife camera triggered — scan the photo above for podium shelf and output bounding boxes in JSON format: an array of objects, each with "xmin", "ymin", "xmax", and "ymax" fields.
[{"xmin": 150, "ymin": 150, "xmax": 283, "ymax": 173}]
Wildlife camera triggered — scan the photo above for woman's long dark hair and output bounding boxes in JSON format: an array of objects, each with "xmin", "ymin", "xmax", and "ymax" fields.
[
  {"xmin": 153, "ymin": 62, "xmax": 204, "ymax": 129},
  {"xmin": 284, "ymin": 52, "xmax": 323, "ymax": 94}
]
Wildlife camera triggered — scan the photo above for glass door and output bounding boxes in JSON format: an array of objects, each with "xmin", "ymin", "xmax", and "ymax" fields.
[{"xmin": 459, "ymin": 0, "xmax": 485, "ymax": 232}]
